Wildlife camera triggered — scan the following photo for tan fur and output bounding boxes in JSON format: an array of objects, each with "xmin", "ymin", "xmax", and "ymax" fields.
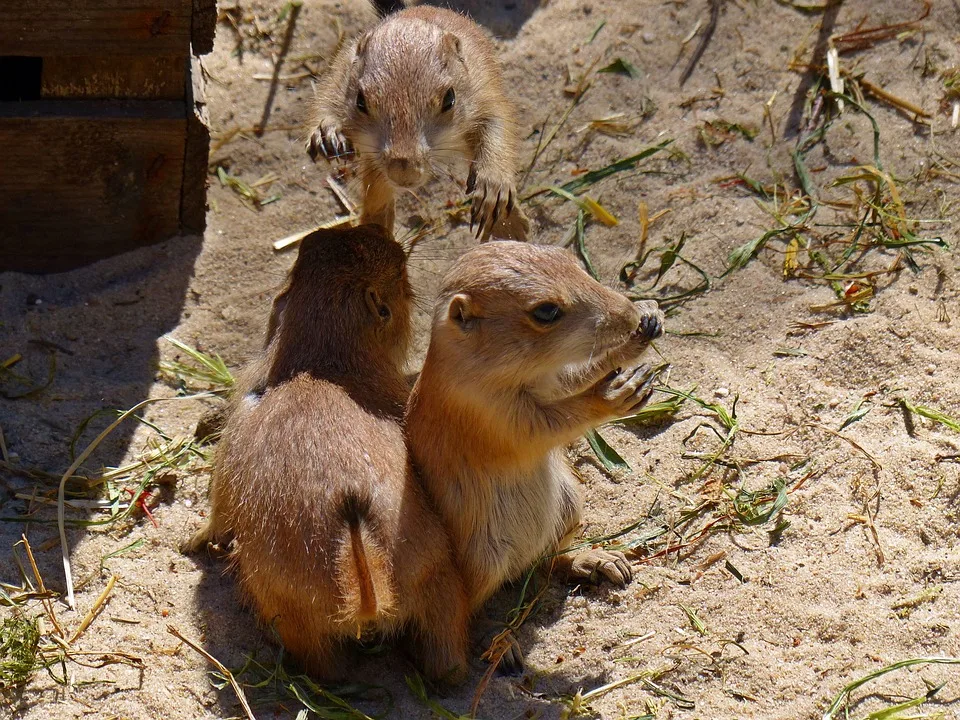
[
  {"xmin": 187, "ymin": 225, "xmax": 469, "ymax": 683},
  {"xmin": 406, "ymin": 241, "xmax": 664, "ymax": 610},
  {"xmin": 307, "ymin": 6, "xmax": 528, "ymax": 241}
]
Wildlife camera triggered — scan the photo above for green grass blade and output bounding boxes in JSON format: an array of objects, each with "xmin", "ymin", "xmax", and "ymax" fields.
[
  {"xmin": 899, "ymin": 398, "xmax": 960, "ymax": 433},
  {"xmin": 405, "ymin": 674, "xmax": 470, "ymax": 720},
  {"xmin": 585, "ymin": 429, "xmax": 631, "ymax": 473},
  {"xmin": 559, "ymin": 139, "xmax": 674, "ymax": 194},
  {"xmin": 822, "ymin": 657, "xmax": 960, "ymax": 720}
]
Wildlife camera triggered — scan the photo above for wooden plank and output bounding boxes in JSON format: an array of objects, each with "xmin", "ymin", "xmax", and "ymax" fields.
[
  {"xmin": 0, "ymin": 101, "xmax": 186, "ymax": 273},
  {"xmin": 42, "ymin": 56, "xmax": 186, "ymax": 100},
  {"xmin": 181, "ymin": 55, "xmax": 210, "ymax": 233},
  {"xmin": 0, "ymin": 0, "xmax": 193, "ymax": 57}
]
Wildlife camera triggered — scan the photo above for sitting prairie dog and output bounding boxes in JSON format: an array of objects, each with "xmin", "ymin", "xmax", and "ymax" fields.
[
  {"xmin": 307, "ymin": 5, "xmax": 528, "ymax": 242},
  {"xmin": 186, "ymin": 226, "xmax": 469, "ymax": 682},
  {"xmin": 406, "ymin": 241, "xmax": 664, "ymax": 612}
]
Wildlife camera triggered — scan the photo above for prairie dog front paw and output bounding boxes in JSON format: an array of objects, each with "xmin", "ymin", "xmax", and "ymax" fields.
[
  {"xmin": 307, "ymin": 119, "xmax": 354, "ymax": 163},
  {"xmin": 635, "ymin": 301, "xmax": 665, "ymax": 341},
  {"xmin": 593, "ymin": 363, "xmax": 657, "ymax": 419},
  {"xmin": 468, "ymin": 169, "xmax": 517, "ymax": 241}
]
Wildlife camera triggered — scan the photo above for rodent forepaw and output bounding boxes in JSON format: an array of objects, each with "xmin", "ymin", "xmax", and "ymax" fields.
[
  {"xmin": 596, "ymin": 362, "xmax": 656, "ymax": 418},
  {"xmin": 568, "ymin": 548, "xmax": 633, "ymax": 587},
  {"xmin": 468, "ymin": 173, "xmax": 517, "ymax": 242},
  {"xmin": 635, "ymin": 301, "xmax": 665, "ymax": 341},
  {"xmin": 306, "ymin": 122, "xmax": 354, "ymax": 164}
]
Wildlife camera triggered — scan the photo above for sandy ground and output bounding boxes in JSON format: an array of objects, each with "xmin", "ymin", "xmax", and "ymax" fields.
[{"xmin": 2, "ymin": 0, "xmax": 960, "ymax": 718}]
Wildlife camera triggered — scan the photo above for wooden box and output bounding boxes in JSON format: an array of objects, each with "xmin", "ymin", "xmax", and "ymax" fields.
[{"xmin": 0, "ymin": 0, "xmax": 217, "ymax": 273}]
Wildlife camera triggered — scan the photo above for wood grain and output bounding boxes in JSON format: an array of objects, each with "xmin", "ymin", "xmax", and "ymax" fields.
[
  {"xmin": 0, "ymin": 101, "xmax": 187, "ymax": 273},
  {"xmin": 0, "ymin": 0, "xmax": 205, "ymax": 57},
  {"xmin": 42, "ymin": 56, "xmax": 186, "ymax": 100}
]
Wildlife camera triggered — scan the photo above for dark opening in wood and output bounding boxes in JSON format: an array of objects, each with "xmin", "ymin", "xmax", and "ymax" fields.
[{"xmin": 0, "ymin": 57, "xmax": 43, "ymax": 101}]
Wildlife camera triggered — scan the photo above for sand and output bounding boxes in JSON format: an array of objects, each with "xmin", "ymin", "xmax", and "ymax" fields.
[{"xmin": 2, "ymin": 0, "xmax": 959, "ymax": 718}]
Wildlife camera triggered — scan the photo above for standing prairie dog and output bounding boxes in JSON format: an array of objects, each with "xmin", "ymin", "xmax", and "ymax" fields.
[
  {"xmin": 406, "ymin": 241, "xmax": 664, "ymax": 611},
  {"xmin": 307, "ymin": 6, "xmax": 528, "ymax": 242},
  {"xmin": 187, "ymin": 226, "xmax": 469, "ymax": 682}
]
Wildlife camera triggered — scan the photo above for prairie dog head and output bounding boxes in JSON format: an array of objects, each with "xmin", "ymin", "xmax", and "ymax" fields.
[
  {"xmin": 344, "ymin": 18, "xmax": 468, "ymax": 189},
  {"xmin": 432, "ymin": 241, "xmax": 650, "ymax": 387},
  {"xmin": 266, "ymin": 225, "xmax": 412, "ymax": 382}
]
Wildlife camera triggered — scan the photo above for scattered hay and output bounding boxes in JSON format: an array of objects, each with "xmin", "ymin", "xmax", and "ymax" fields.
[
  {"xmin": 215, "ymin": 167, "xmax": 281, "ymax": 210},
  {"xmin": 160, "ymin": 337, "xmax": 235, "ymax": 393},
  {"xmin": 719, "ymin": 94, "xmax": 947, "ymax": 311}
]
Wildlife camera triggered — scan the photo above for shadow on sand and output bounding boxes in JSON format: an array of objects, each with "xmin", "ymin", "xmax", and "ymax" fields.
[
  {"xmin": 192, "ymin": 550, "xmax": 616, "ymax": 719},
  {"xmin": 0, "ymin": 236, "xmax": 202, "ymax": 595},
  {"xmin": 431, "ymin": 0, "xmax": 542, "ymax": 39}
]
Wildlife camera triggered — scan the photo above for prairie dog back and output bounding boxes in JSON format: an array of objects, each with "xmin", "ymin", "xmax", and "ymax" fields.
[{"xmin": 189, "ymin": 225, "xmax": 469, "ymax": 682}]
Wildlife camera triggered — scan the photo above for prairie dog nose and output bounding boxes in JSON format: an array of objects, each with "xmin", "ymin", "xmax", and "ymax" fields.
[{"xmin": 385, "ymin": 156, "xmax": 427, "ymax": 188}]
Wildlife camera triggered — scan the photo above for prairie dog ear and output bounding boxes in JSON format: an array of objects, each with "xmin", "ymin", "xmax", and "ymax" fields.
[
  {"xmin": 354, "ymin": 31, "xmax": 372, "ymax": 58},
  {"xmin": 448, "ymin": 293, "xmax": 477, "ymax": 331},
  {"xmin": 365, "ymin": 287, "xmax": 392, "ymax": 323},
  {"xmin": 265, "ymin": 287, "xmax": 290, "ymax": 347},
  {"xmin": 440, "ymin": 32, "xmax": 464, "ymax": 65}
]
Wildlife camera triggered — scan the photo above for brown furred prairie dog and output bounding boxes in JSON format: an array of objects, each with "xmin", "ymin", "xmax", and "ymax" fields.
[
  {"xmin": 186, "ymin": 225, "xmax": 469, "ymax": 682},
  {"xmin": 406, "ymin": 241, "xmax": 664, "ymax": 612},
  {"xmin": 307, "ymin": 5, "xmax": 528, "ymax": 242}
]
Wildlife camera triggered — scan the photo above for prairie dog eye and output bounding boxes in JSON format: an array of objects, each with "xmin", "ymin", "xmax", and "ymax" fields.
[
  {"xmin": 530, "ymin": 303, "xmax": 563, "ymax": 325},
  {"xmin": 356, "ymin": 89, "xmax": 368, "ymax": 114},
  {"xmin": 441, "ymin": 87, "xmax": 456, "ymax": 113}
]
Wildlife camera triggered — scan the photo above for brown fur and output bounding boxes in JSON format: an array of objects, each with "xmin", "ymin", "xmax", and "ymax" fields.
[
  {"xmin": 307, "ymin": 6, "xmax": 528, "ymax": 241},
  {"xmin": 406, "ymin": 241, "xmax": 664, "ymax": 610},
  {"xmin": 186, "ymin": 225, "xmax": 469, "ymax": 682}
]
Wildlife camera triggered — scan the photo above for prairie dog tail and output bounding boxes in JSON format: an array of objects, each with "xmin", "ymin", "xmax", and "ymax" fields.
[{"xmin": 336, "ymin": 494, "xmax": 395, "ymax": 623}]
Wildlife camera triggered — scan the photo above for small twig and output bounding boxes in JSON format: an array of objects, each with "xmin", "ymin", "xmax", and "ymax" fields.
[
  {"xmin": 251, "ymin": 71, "xmax": 312, "ymax": 82},
  {"xmin": 20, "ymin": 534, "xmax": 65, "ymax": 638},
  {"xmin": 617, "ymin": 630, "xmax": 656, "ymax": 648},
  {"xmin": 831, "ymin": 0, "xmax": 931, "ymax": 54},
  {"xmin": 272, "ymin": 215, "xmax": 357, "ymax": 251},
  {"xmin": 854, "ymin": 75, "xmax": 931, "ymax": 120},
  {"xmin": 326, "ymin": 176, "xmax": 357, "ymax": 215},
  {"xmin": 69, "ymin": 575, "xmax": 116, "ymax": 644},
  {"xmin": 826, "ymin": 45, "xmax": 844, "ymax": 111},
  {"xmin": 862, "ymin": 494, "xmax": 884, "ymax": 565},
  {"xmin": 680, "ymin": 0, "xmax": 722, "ymax": 86},
  {"xmin": 472, "ymin": 563, "xmax": 554, "ymax": 716},
  {"xmin": 168, "ymin": 625, "xmax": 257, "ymax": 720},
  {"xmin": 846, "ymin": 488, "xmax": 885, "ymax": 566}
]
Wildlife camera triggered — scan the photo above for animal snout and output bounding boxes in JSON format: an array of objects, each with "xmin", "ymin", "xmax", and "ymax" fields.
[
  {"xmin": 634, "ymin": 300, "xmax": 664, "ymax": 340},
  {"xmin": 596, "ymin": 289, "xmax": 645, "ymax": 340},
  {"xmin": 385, "ymin": 156, "xmax": 427, "ymax": 188}
]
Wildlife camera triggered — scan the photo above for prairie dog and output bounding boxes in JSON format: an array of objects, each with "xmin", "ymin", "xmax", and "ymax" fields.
[
  {"xmin": 406, "ymin": 241, "xmax": 664, "ymax": 610},
  {"xmin": 187, "ymin": 226, "xmax": 469, "ymax": 682},
  {"xmin": 307, "ymin": 6, "xmax": 528, "ymax": 242}
]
